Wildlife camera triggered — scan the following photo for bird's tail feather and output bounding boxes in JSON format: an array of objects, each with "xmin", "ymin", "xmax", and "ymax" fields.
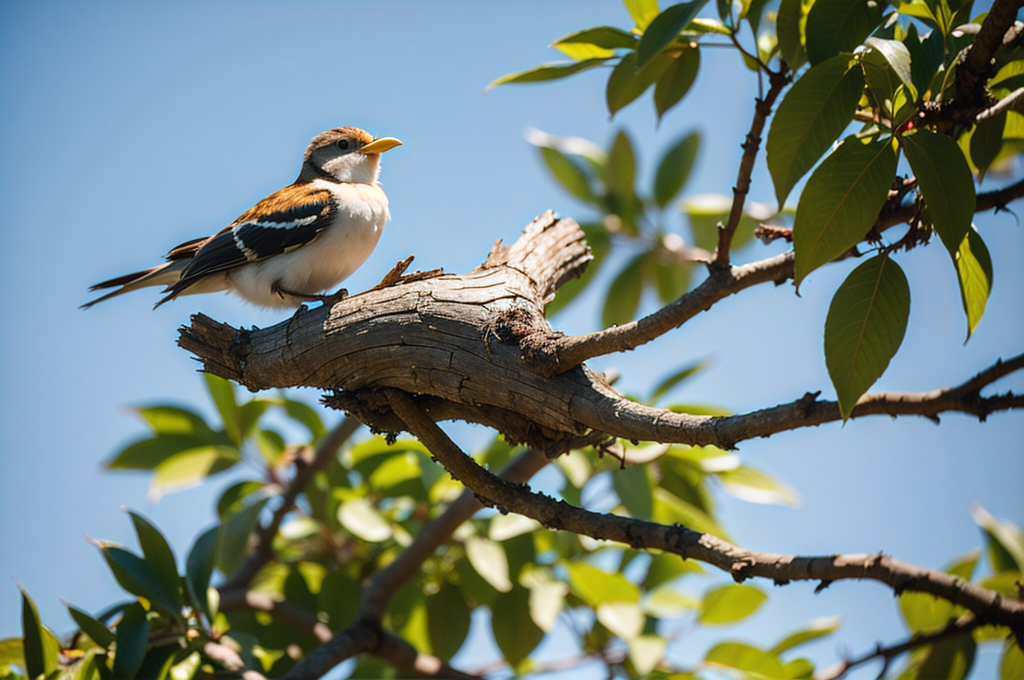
[{"xmin": 81, "ymin": 261, "xmax": 186, "ymax": 309}]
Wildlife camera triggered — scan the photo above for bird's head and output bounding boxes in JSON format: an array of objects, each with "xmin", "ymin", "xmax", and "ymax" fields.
[{"xmin": 300, "ymin": 127, "xmax": 402, "ymax": 184}]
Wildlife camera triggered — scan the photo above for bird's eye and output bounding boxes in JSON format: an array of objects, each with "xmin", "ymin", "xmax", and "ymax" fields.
[{"xmin": 336, "ymin": 139, "xmax": 351, "ymax": 152}]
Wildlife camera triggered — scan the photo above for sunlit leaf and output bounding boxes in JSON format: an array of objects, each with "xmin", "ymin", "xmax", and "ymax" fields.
[
  {"xmin": 111, "ymin": 603, "xmax": 149, "ymax": 680},
  {"xmin": 204, "ymin": 374, "xmax": 240, "ymax": 445},
  {"xmin": 954, "ymin": 226, "xmax": 992, "ymax": 341},
  {"xmin": 538, "ymin": 147, "xmax": 597, "ymax": 203},
  {"xmin": 902, "ymin": 131, "xmax": 975, "ymax": 255},
  {"xmin": 552, "ymin": 26, "xmax": 638, "ymax": 60},
  {"xmin": 900, "ymin": 590, "xmax": 954, "ymax": 633},
  {"xmin": 793, "ymin": 136, "xmax": 897, "ymax": 285},
  {"xmin": 486, "ymin": 58, "xmax": 608, "ymax": 90},
  {"xmin": 865, "ymin": 37, "xmax": 913, "ymax": 89},
  {"xmin": 652, "ymin": 487, "xmax": 727, "ymax": 537},
  {"xmin": 1002, "ymin": 638, "xmax": 1024, "ymax": 680},
  {"xmin": 704, "ymin": 642, "xmax": 786, "ymax": 678},
  {"xmin": 770, "ymin": 54, "xmax": 864, "ymax": 208},
  {"xmin": 466, "ymin": 536, "xmax": 513, "ymax": 592},
  {"xmin": 596, "ymin": 601, "xmax": 645, "ymax": 639},
  {"xmin": 520, "ymin": 568, "xmax": 566, "ymax": 632},
  {"xmin": 641, "ymin": 584, "xmax": 700, "ymax": 617},
  {"xmin": 489, "ymin": 513, "xmax": 542, "ymax": 542},
  {"xmin": 150, "ymin": 446, "xmax": 241, "ymax": 499},
  {"xmin": 338, "ymin": 497, "xmax": 392, "ymax": 543},
  {"xmin": 655, "ymin": 46, "xmax": 700, "ymax": 121},
  {"xmin": 805, "ymin": 0, "xmax": 882, "ymax": 65},
  {"xmin": 700, "ymin": 584, "xmax": 767, "ymax": 624},
  {"xmin": 654, "ymin": 131, "xmax": 700, "ymax": 208},
  {"xmin": 770, "ymin": 616, "xmax": 842, "ymax": 655},
  {"xmin": 637, "ymin": 1, "xmax": 710, "ymax": 67},
  {"xmin": 491, "ymin": 587, "xmax": 544, "ymax": 668},
  {"xmin": 777, "ymin": 0, "xmax": 808, "ymax": 69},
  {"xmin": 644, "ymin": 551, "xmax": 705, "ymax": 590},
  {"xmin": 716, "ymin": 465, "xmax": 800, "ymax": 507},
  {"xmin": 628, "ymin": 636, "xmax": 667, "ymax": 676},
  {"xmin": 132, "ymin": 406, "xmax": 211, "ymax": 436},
  {"xmin": 825, "ymin": 255, "xmax": 910, "ymax": 420},
  {"xmin": 971, "ymin": 505, "xmax": 1024, "ymax": 573},
  {"xmin": 566, "ymin": 561, "xmax": 641, "ymax": 606}
]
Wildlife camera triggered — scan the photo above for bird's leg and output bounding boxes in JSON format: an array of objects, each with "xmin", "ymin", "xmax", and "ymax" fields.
[{"xmin": 271, "ymin": 280, "xmax": 346, "ymax": 306}]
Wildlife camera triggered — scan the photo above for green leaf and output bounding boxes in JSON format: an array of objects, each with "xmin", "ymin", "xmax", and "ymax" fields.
[
  {"xmin": 824, "ymin": 254, "xmax": 911, "ymax": 420},
  {"xmin": 641, "ymin": 584, "xmax": 700, "ymax": 618},
  {"xmin": 605, "ymin": 130, "xmax": 637, "ymax": 199},
  {"xmin": 704, "ymin": 642, "xmax": 786, "ymax": 678},
  {"xmin": 625, "ymin": 0, "xmax": 662, "ymax": 30},
  {"xmin": 716, "ymin": 465, "xmax": 800, "ymax": 507},
  {"xmin": 628, "ymin": 636, "xmax": 667, "ymax": 677},
  {"xmin": 0, "ymin": 638, "xmax": 25, "ymax": 672},
  {"xmin": 767, "ymin": 54, "xmax": 862, "ymax": 209},
  {"xmin": 20, "ymin": 586, "xmax": 58, "ymax": 680},
  {"xmin": 236, "ymin": 399, "xmax": 272, "ymax": 440},
  {"xmin": 650, "ymin": 358, "xmax": 710, "ymax": 402},
  {"xmin": 520, "ymin": 567, "xmax": 567, "ymax": 632},
  {"xmin": 865, "ymin": 37, "xmax": 913, "ymax": 89},
  {"xmin": 637, "ymin": 1, "xmax": 710, "ymax": 67},
  {"xmin": 902, "ymin": 131, "xmax": 975, "ymax": 255},
  {"xmin": 612, "ymin": 464, "xmax": 654, "ymax": 520},
  {"xmin": 770, "ymin": 616, "xmax": 842, "ymax": 655},
  {"xmin": 104, "ymin": 434, "xmax": 217, "ymax": 471},
  {"xmin": 918, "ymin": 633, "xmax": 976, "ymax": 680},
  {"xmin": 1002, "ymin": 638, "xmax": 1024, "ymax": 680},
  {"xmin": 466, "ymin": 537, "xmax": 512, "ymax": 592},
  {"xmin": 99, "ymin": 546, "xmax": 180, "ymax": 617},
  {"xmin": 644, "ymin": 552, "xmax": 704, "ymax": 590},
  {"xmin": 652, "ymin": 487, "xmax": 726, "ymax": 538},
  {"xmin": 67, "ymin": 605, "xmax": 116, "ymax": 648},
  {"xmin": 552, "ymin": 26, "xmax": 638, "ymax": 60},
  {"xmin": 900, "ymin": 591, "xmax": 954, "ymax": 633},
  {"xmin": 486, "ymin": 59, "xmax": 608, "ymax": 90},
  {"xmin": 111, "ymin": 603, "xmax": 149, "ymax": 680},
  {"xmin": 216, "ymin": 496, "xmax": 270, "ymax": 577},
  {"xmin": 132, "ymin": 406, "xmax": 211, "ymax": 436},
  {"xmin": 971, "ymin": 505, "xmax": 1024, "ymax": 573},
  {"xmin": 606, "ymin": 51, "xmax": 672, "ymax": 117},
  {"xmin": 699, "ymin": 584, "xmax": 767, "ymax": 624},
  {"xmin": 185, "ymin": 527, "xmax": 218, "ymax": 623},
  {"xmin": 491, "ymin": 587, "xmax": 544, "ymax": 668},
  {"xmin": 204, "ymin": 374, "xmax": 240, "ymax": 445},
  {"xmin": 805, "ymin": 0, "xmax": 882, "ymax": 65},
  {"xmin": 281, "ymin": 399, "xmax": 327, "ymax": 440},
  {"xmin": 566, "ymin": 561, "xmax": 641, "ymax": 606},
  {"xmin": 654, "ymin": 47, "xmax": 700, "ymax": 121},
  {"xmin": 425, "ymin": 584, "xmax": 471, "ymax": 661},
  {"xmin": 777, "ymin": 0, "xmax": 808, "ymax": 70},
  {"xmin": 126, "ymin": 512, "xmax": 182, "ymax": 612},
  {"xmin": 596, "ymin": 601, "xmax": 645, "ymax": 639},
  {"xmin": 652, "ymin": 248, "xmax": 691, "ymax": 303},
  {"xmin": 338, "ymin": 497, "xmax": 392, "ymax": 543},
  {"xmin": 150, "ymin": 446, "xmax": 241, "ymax": 499},
  {"xmin": 954, "ymin": 226, "xmax": 992, "ymax": 341},
  {"xmin": 793, "ymin": 136, "xmax": 897, "ymax": 285},
  {"xmin": 970, "ymin": 111, "xmax": 1006, "ymax": 177},
  {"xmin": 538, "ymin": 147, "xmax": 597, "ymax": 203},
  {"xmin": 602, "ymin": 254, "xmax": 646, "ymax": 327},
  {"xmin": 654, "ymin": 131, "xmax": 700, "ymax": 208}
]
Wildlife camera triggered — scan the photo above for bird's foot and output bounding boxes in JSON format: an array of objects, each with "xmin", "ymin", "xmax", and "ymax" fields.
[{"xmin": 271, "ymin": 281, "xmax": 346, "ymax": 306}]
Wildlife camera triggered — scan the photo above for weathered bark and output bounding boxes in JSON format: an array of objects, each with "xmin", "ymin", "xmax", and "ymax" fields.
[{"xmin": 180, "ymin": 211, "xmax": 1023, "ymax": 454}]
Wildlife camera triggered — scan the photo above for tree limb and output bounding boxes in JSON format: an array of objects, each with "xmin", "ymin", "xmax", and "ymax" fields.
[
  {"xmin": 955, "ymin": 0, "xmax": 1023, "ymax": 106},
  {"xmin": 386, "ymin": 389, "xmax": 1024, "ymax": 630}
]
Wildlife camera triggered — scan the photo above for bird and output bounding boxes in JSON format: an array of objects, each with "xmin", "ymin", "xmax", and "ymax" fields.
[{"xmin": 82, "ymin": 126, "xmax": 402, "ymax": 309}]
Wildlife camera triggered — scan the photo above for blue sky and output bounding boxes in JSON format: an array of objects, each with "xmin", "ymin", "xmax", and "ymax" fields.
[{"xmin": 0, "ymin": 1, "xmax": 1020, "ymax": 678}]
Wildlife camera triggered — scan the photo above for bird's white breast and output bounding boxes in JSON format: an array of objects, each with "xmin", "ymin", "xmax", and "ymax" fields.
[{"xmin": 227, "ymin": 179, "xmax": 390, "ymax": 307}]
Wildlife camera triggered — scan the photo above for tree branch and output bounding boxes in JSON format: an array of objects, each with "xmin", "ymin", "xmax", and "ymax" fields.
[
  {"xmin": 221, "ymin": 417, "xmax": 361, "ymax": 592},
  {"xmin": 956, "ymin": 0, "xmax": 1023, "ymax": 105},
  {"xmin": 714, "ymin": 69, "xmax": 791, "ymax": 268},
  {"xmin": 815, "ymin": 615, "xmax": 982, "ymax": 680},
  {"xmin": 386, "ymin": 389, "xmax": 1024, "ymax": 630}
]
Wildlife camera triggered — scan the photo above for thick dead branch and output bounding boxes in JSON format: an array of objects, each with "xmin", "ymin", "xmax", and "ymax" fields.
[
  {"xmin": 181, "ymin": 214, "xmax": 1022, "ymax": 454},
  {"xmin": 386, "ymin": 390, "xmax": 1024, "ymax": 630}
]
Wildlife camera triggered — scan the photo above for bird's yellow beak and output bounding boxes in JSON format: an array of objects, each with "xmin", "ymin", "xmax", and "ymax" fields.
[{"xmin": 360, "ymin": 137, "xmax": 402, "ymax": 155}]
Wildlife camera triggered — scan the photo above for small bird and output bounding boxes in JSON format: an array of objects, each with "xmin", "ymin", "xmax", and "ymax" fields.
[{"xmin": 83, "ymin": 127, "xmax": 402, "ymax": 309}]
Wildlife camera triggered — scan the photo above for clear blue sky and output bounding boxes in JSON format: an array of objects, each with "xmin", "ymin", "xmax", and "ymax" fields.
[{"xmin": 0, "ymin": 1, "xmax": 1020, "ymax": 678}]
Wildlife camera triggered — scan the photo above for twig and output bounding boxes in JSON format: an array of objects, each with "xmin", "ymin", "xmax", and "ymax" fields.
[
  {"xmin": 976, "ymin": 87, "xmax": 1024, "ymax": 122},
  {"xmin": 714, "ymin": 69, "xmax": 790, "ymax": 268},
  {"xmin": 814, "ymin": 615, "xmax": 981, "ymax": 680},
  {"xmin": 221, "ymin": 417, "xmax": 361, "ymax": 592},
  {"xmin": 385, "ymin": 389, "xmax": 1024, "ymax": 629},
  {"xmin": 956, "ymin": 0, "xmax": 1023, "ymax": 104}
]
